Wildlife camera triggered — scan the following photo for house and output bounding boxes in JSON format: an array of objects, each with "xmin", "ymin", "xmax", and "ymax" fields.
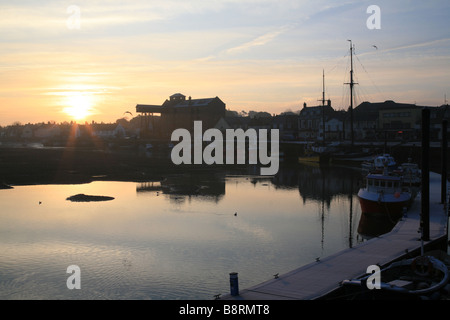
[
  {"xmin": 298, "ymin": 100, "xmax": 335, "ymax": 141},
  {"xmin": 214, "ymin": 116, "xmax": 250, "ymax": 132},
  {"xmin": 34, "ymin": 123, "xmax": 61, "ymax": 139},
  {"xmin": 348, "ymin": 102, "xmax": 380, "ymax": 141},
  {"xmin": 348, "ymin": 100, "xmax": 430, "ymax": 141},
  {"xmin": 90, "ymin": 123, "xmax": 126, "ymax": 139},
  {"xmin": 272, "ymin": 112, "xmax": 299, "ymax": 141},
  {"xmin": 377, "ymin": 101, "xmax": 423, "ymax": 141},
  {"xmin": 324, "ymin": 112, "xmax": 345, "ymax": 141},
  {"xmin": 21, "ymin": 125, "xmax": 33, "ymax": 139}
]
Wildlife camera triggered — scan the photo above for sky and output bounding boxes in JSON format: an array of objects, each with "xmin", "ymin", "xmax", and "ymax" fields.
[{"xmin": 1, "ymin": 0, "xmax": 450, "ymax": 126}]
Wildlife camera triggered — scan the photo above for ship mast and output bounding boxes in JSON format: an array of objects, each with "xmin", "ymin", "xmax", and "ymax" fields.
[
  {"xmin": 319, "ymin": 69, "xmax": 326, "ymax": 144},
  {"xmin": 345, "ymin": 40, "xmax": 357, "ymax": 147},
  {"xmin": 321, "ymin": 69, "xmax": 326, "ymax": 106}
]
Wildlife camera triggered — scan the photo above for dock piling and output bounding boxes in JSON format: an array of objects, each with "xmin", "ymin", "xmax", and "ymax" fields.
[
  {"xmin": 421, "ymin": 108, "xmax": 430, "ymax": 241},
  {"xmin": 229, "ymin": 272, "xmax": 239, "ymax": 296},
  {"xmin": 441, "ymin": 120, "xmax": 448, "ymax": 205}
]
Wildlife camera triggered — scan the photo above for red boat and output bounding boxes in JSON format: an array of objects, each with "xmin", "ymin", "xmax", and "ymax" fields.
[{"xmin": 358, "ymin": 173, "xmax": 411, "ymax": 221}]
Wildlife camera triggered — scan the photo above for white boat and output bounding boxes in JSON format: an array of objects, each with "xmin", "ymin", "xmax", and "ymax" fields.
[
  {"xmin": 397, "ymin": 159, "xmax": 421, "ymax": 186},
  {"xmin": 358, "ymin": 172, "xmax": 411, "ymax": 221},
  {"xmin": 361, "ymin": 154, "xmax": 397, "ymax": 173}
]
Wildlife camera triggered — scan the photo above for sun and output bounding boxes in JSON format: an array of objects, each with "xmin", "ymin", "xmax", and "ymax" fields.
[{"xmin": 63, "ymin": 94, "xmax": 94, "ymax": 121}]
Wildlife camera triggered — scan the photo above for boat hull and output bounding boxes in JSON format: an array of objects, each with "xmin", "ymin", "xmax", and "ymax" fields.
[{"xmin": 358, "ymin": 189, "xmax": 410, "ymax": 220}]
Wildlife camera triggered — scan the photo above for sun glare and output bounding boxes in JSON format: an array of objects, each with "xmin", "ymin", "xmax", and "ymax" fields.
[{"xmin": 63, "ymin": 94, "xmax": 94, "ymax": 120}]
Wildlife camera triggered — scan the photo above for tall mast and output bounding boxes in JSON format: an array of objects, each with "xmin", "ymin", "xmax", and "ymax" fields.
[
  {"xmin": 346, "ymin": 40, "xmax": 357, "ymax": 147},
  {"xmin": 321, "ymin": 69, "xmax": 326, "ymax": 106},
  {"xmin": 319, "ymin": 70, "xmax": 326, "ymax": 144}
]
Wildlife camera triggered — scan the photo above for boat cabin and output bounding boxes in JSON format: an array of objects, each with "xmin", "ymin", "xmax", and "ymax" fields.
[
  {"xmin": 373, "ymin": 154, "xmax": 396, "ymax": 169},
  {"xmin": 365, "ymin": 174, "xmax": 402, "ymax": 193}
]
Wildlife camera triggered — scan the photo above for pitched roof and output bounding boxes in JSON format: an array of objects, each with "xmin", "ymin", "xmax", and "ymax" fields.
[
  {"xmin": 137, "ymin": 95, "xmax": 223, "ymax": 113},
  {"xmin": 174, "ymin": 98, "xmax": 216, "ymax": 108}
]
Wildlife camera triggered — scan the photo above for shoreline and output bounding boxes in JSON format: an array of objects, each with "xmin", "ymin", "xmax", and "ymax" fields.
[
  {"xmin": 0, "ymin": 147, "xmax": 260, "ymax": 187},
  {"xmin": 1, "ymin": 146, "xmax": 447, "ymax": 188}
]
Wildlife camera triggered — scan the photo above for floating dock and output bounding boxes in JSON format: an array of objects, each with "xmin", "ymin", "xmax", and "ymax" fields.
[{"xmin": 221, "ymin": 172, "xmax": 448, "ymax": 300}]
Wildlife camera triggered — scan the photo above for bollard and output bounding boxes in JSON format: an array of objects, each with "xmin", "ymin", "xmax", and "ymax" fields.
[{"xmin": 229, "ymin": 272, "xmax": 239, "ymax": 296}]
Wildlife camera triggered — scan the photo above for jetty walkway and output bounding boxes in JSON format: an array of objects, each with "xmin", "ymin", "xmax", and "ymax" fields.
[{"xmin": 222, "ymin": 172, "xmax": 449, "ymax": 300}]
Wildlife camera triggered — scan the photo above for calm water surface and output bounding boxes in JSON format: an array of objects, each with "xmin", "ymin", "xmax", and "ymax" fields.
[{"xmin": 0, "ymin": 164, "xmax": 366, "ymax": 299}]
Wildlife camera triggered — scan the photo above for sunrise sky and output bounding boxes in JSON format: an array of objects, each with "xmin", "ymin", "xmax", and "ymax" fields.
[{"xmin": 1, "ymin": 0, "xmax": 449, "ymax": 126}]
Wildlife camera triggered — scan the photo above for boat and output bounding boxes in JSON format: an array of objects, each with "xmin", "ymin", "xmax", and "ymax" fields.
[
  {"xmin": 397, "ymin": 159, "xmax": 421, "ymax": 186},
  {"xmin": 330, "ymin": 152, "xmax": 374, "ymax": 166},
  {"xmin": 298, "ymin": 143, "xmax": 329, "ymax": 164},
  {"xmin": 338, "ymin": 252, "xmax": 450, "ymax": 300},
  {"xmin": 361, "ymin": 154, "xmax": 397, "ymax": 173},
  {"xmin": 358, "ymin": 171, "xmax": 411, "ymax": 221}
]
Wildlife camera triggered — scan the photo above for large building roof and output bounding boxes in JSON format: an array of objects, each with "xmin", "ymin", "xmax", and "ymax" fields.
[{"xmin": 136, "ymin": 94, "xmax": 223, "ymax": 113}]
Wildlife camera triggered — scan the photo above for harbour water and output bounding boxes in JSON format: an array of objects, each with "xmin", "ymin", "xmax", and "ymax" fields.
[{"xmin": 0, "ymin": 163, "xmax": 368, "ymax": 300}]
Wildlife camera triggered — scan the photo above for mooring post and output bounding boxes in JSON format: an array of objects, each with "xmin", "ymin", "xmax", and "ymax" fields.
[
  {"xmin": 441, "ymin": 120, "xmax": 448, "ymax": 204},
  {"xmin": 421, "ymin": 108, "xmax": 430, "ymax": 241},
  {"xmin": 229, "ymin": 272, "xmax": 239, "ymax": 296}
]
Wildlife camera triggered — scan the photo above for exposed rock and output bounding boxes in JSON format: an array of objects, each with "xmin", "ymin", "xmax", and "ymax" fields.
[{"xmin": 66, "ymin": 193, "xmax": 115, "ymax": 202}]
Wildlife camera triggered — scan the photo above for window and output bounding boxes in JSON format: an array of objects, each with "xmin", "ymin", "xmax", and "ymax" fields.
[{"xmin": 383, "ymin": 112, "xmax": 411, "ymax": 118}]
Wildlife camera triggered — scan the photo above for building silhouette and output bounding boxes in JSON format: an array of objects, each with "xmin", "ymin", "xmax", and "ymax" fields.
[{"xmin": 136, "ymin": 93, "xmax": 226, "ymax": 139}]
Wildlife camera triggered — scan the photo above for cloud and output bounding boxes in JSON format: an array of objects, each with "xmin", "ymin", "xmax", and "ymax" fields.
[
  {"xmin": 225, "ymin": 23, "xmax": 297, "ymax": 55},
  {"xmin": 379, "ymin": 38, "xmax": 450, "ymax": 55}
]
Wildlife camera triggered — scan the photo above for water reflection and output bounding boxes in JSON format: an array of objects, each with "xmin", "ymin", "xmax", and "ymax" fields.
[
  {"xmin": 357, "ymin": 212, "xmax": 399, "ymax": 240},
  {"xmin": 137, "ymin": 171, "xmax": 226, "ymax": 203},
  {"xmin": 0, "ymin": 163, "xmax": 386, "ymax": 300}
]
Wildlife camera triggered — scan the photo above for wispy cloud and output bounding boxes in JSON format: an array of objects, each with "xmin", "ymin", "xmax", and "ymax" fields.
[
  {"xmin": 225, "ymin": 23, "xmax": 297, "ymax": 55},
  {"xmin": 1, "ymin": 0, "xmax": 450, "ymax": 125},
  {"xmin": 379, "ymin": 38, "xmax": 450, "ymax": 55}
]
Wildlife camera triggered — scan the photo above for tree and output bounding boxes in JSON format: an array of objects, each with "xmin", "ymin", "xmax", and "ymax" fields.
[
  {"xmin": 248, "ymin": 111, "xmax": 272, "ymax": 119},
  {"xmin": 225, "ymin": 109, "xmax": 239, "ymax": 117}
]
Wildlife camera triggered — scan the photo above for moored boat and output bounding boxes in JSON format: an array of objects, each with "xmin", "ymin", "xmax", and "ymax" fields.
[
  {"xmin": 339, "ymin": 253, "xmax": 450, "ymax": 299},
  {"xmin": 358, "ymin": 173, "xmax": 411, "ymax": 221},
  {"xmin": 361, "ymin": 154, "xmax": 397, "ymax": 173},
  {"xmin": 397, "ymin": 159, "xmax": 421, "ymax": 186}
]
